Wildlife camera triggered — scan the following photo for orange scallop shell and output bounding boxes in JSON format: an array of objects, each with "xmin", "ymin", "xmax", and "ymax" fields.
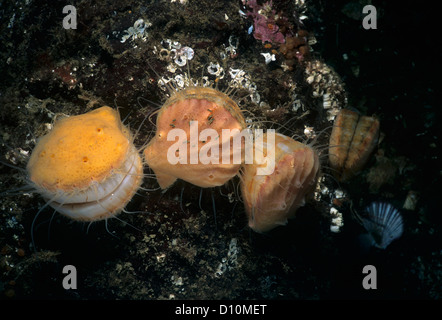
[
  {"xmin": 241, "ymin": 133, "xmax": 320, "ymax": 233},
  {"xmin": 144, "ymin": 86, "xmax": 246, "ymax": 189}
]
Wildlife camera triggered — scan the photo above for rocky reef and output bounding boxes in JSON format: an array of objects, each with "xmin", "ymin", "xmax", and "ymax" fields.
[{"xmin": 0, "ymin": 0, "xmax": 440, "ymax": 301}]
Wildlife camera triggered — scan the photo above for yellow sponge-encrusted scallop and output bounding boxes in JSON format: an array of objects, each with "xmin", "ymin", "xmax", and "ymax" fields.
[{"xmin": 27, "ymin": 106, "xmax": 130, "ymax": 192}]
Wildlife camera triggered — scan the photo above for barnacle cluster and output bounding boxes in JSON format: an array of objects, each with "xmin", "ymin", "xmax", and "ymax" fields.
[
  {"xmin": 328, "ymin": 188, "xmax": 346, "ymax": 233},
  {"xmin": 214, "ymin": 238, "xmax": 239, "ymax": 278},
  {"xmin": 305, "ymin": 60, "xmax": 347, "ymax": 121},
  {"xmin": 154, "ymin": 40, "xmax": 198, "ymax": 89},
  {"xmin": 120, "ymin": 18, "xmax": 152, "ymax": 43},
  {"xmin": 155, "ymin": 39, "xmax": 194, "ymax": 69},
  {"xmin": 222, "ymin": 35, "xmax": 239, "ymax": 60}
]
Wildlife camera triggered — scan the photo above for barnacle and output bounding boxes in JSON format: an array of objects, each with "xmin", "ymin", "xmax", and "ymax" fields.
[
  {"xmin": 304, "ymin": 60, "xmax": 347, "ymax": 121},
  {"xmin": 120, "ymin": 18, "xmax": 152, "ymax": 43}
]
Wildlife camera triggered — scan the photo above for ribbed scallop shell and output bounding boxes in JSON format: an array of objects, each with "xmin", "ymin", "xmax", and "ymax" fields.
[
  {"xmin": 241, "ymin": 133, "xmax": 320, "ymax": 233},
  {"xmin": 329, "ymin": 109, "xmax": 380, "ymax": 181},
  {"xmin": 144, "ymin": 86, "xmax": 246, "ymax": 189},
  {"xmin": 27, "ymin": 107, "xmax": 143, "ymax": 222},
  {"xmin": 361, "ymin": 202, "xmax": 404, "ymax": 249}
]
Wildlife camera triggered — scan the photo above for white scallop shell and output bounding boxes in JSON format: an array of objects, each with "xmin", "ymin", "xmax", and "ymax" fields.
[{"xmin": 361, "ymin": 202, "xmax": 404, "ymax": 249}]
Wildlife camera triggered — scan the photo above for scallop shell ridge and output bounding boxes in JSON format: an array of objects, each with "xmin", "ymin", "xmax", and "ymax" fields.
[{"xmin": 362, "ymin": 202, "xmax": 404, "ymax": 249}]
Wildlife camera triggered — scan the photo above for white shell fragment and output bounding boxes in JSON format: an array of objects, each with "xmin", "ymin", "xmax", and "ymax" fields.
[
  {"xmin": 228, "ymin": 68, "xmax": 245, "ymax": 80},
  {"xmin": 156, "ymin": 40, "xmax": 194, "ymax": 67},
  {"xmin": 120, "ymin": 18, "xmax": 152, "ymax": 43},
  {"xmin": 260, "ymin": 52, "xmax": 276, "ymax": 64},
  {"xmin": 224, "ymin": 35, "xmax": 239, "ymax": 58},
  {"xmin": 180, "ymin": 46, "xmax": 194, "ymax": 60},
  {"xmin": 174, "ymin": 55, "xmax": 187, "ymax": 67},
  {"xmin": 214, "ymin": 238, "xmax": 239, "ymax": 278},
  {"xmin": 361, "ymin": 202, "xmax": 404, "ymax": 249},
  {"xmin": 207, "ymin": 62, "xmax": 225, "ymax": 79},
  {"xmin": 250, "ymin": 91, "xmax": 260, "ymax": 104},
  {"xmin": 403, "ymin": 191, "xmax": 419, "ymax": 211},
  {"xmin": 303, "ymin": 126, "xmax": 316, "ymax": 139},
  {"xmin": 330, "ymin": 207, "xmax": 344, "ymax": 233},
  {"xmin": 173, "ymin": 46, "xmax": 194, "ymax": 66}
]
